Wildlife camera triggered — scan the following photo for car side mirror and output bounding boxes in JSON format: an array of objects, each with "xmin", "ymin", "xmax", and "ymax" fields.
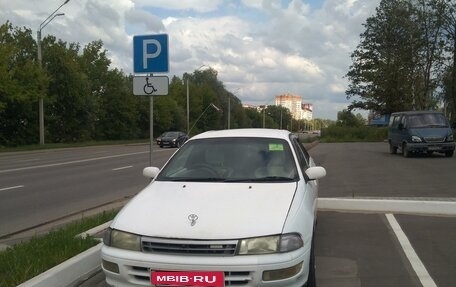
[
  {"xmin": 143, "ymin": 167, "xmax": 160, "ymax": 179},
  {"xmin": 305, "ymin": 166, "xmax": 326, "ymax": 181}
]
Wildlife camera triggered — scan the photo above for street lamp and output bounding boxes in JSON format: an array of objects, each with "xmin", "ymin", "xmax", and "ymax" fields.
[
  {"xmin": 188, "ymin": 103, "xmax": 221, "ymax": 135},
  {"xmin": 186, "ymin": 65, "xmax": 206, "ymax": 134},
  {"xmin": 37, "ymin": 0, "xmax": 70, "ymax": 145}
]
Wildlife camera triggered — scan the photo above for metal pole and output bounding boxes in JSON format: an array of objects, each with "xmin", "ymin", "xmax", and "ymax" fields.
[
  {"xmin": 37, "ymin": 0, "xmax": 70, "ymax": 145},
  {"xmin": 227, "ymin": 96, "xmax": 230, "ymax": 129},
  {"xmin": 186, "ymin": 78, "xmax": 189, "ymax": 134},
  {"xmin": 280, "ymin": 110, "xmax": 283, "ymax": 129},
  {"xmin": 37, "ymin": 30, "xmax": 45, "ymax": 145},
  {"xmin": 150, "ymin": 96, "xmax": 154, "ymax": 166},
  {"xmin": 263, "ymin": 108, "xmax": 265, "ymax": 128}
]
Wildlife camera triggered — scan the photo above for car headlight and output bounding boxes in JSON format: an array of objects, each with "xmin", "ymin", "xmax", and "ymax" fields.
[
  {"xmin": 238, "ymin": 233, "xmax": 303, "ymax": 255},
  {"xmin": 411, "ymin": 135, "xmax": 422, "ymax": 142},
  {"xmin": 103, "ymin": 228, "xmax": 141, "ymax": 251},
  {"xmin": 447, "ymin": 134, "xmax": 454, "ymax": 142}
]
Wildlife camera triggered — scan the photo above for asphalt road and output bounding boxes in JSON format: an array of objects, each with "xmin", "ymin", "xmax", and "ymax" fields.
[
  {"xmin": 2, "ymin": 142, "xmax": 455, "ymax": 286},
  {"xmin": 0, "ymin": 144, "xmax": 175, "ymax": 238}
]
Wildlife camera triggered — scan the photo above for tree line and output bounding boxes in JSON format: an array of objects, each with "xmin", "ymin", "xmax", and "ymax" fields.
[
  {"xmin": 0, "ymin": 21, "xmax": 329, "ymax": 147},
  {"xmin": 346, "ymin": 0, "xmax": 456, "ymax": 125}
]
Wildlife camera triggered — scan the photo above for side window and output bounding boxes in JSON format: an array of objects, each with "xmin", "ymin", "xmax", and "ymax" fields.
[
  {"xmin": 390, "ymin": 115, "xmax": 401, "ymax": 128},
  {"xmin": 400, "ymin": 116, "xmax": 406, "ymax": 128},
  {"xmin": 290, "ymin": 136, "xmax": 309, "ymax": 172}
]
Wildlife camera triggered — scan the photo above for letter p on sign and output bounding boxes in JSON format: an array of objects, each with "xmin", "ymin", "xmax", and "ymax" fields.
[{"xmin": 133, "ymin": 34, "xmax": 169, "ymax": 73}]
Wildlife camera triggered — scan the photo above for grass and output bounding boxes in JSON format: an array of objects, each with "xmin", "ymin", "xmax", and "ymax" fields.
[
  {"xmin": 320, "ymin": 125, "xmax": 388, "ymax": 142},
  {"xmin": 0, "ymin": 210, "xmax": 118, "ymax": 287}
]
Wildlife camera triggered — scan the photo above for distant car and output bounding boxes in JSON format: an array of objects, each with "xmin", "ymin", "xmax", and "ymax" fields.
[
  {"xmin": 156, "ymin": 131, "xmax": 188, "ymax": 148},
  {"xmin": 102, "ymin": 128, "xmax": 326, "ymax": 287},
  {"xmin": 388, "ymin": 111, "xmax": 455, "ymax": 157}
]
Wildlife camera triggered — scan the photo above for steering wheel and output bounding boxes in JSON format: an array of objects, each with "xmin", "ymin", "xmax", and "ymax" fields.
[{"xmin": 190, "ymin": 163, "xmax": 219, "ymax": 177}]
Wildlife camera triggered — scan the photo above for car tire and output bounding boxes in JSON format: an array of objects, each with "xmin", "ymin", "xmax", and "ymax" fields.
[
  {"xmin": 389, "ymin": 143, "xmax": 397, "ymax": 154},
  {"xmin": 402, "ymin": 143, "xmax": 410, "ymax": 157},
  {"xmin": 177, "ymin": 141, "xmax": 181, "ymax": 148},
  {"xmin": 159, "ymin": 145, "xmax": 163, "ymax": 148},
  {"xmin": 303, "ymin": 236, "xmax": 316, "ymax": 287}
]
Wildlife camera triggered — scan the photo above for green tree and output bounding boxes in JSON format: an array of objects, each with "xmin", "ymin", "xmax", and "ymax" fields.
[
  {"xmin": 43, "ymin": 37, "xmax": 93, "ymax": 142},
  {"xmin": 0, "ymin": 22, "xmax": 47, "ymax": 146},
  {"xmin": 98, "ymin": 69, "xmax": 142, "ymax": 140},
  {"xmin": 346, "ymin": 0, "xmax": 446, "ymax": 114},
  {"xmin": 440, "ymin": 1, "xmax": 456, "ymax": 124},
  {"xmin": 337, "ymin": 109, "xmax": 365, "ymax": 127}
]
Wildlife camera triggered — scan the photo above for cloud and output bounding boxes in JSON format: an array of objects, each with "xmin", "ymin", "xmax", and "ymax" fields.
[
  {"xmin": 0, "ymin": 0, "xmax": 380, "ymax": 119},
  {"xmin": 134, "ymin": 0, "xmax": 224, "ymax": 13}
]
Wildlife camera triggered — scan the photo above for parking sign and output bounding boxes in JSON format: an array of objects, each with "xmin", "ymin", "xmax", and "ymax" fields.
[{"xmin": 133, "ymin": 34, "xmax": 169, "ymax": 73}]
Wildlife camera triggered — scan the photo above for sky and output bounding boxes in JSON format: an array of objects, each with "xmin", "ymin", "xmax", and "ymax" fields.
[{"xmin": 0, "ymin": 0, "xmax": 381, "ymax": 120}]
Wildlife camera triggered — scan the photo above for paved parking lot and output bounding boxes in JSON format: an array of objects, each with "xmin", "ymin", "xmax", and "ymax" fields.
[
  {"xmin": 4, "ymin": 142, "xmax": 453, "ymax": 287},
  {"xmin": 79, "ymin": 209, "xmax": 456, "ymax": 287}
]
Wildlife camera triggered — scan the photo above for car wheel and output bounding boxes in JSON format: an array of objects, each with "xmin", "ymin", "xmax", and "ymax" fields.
[
  {"xmin": 304, "ymin": 236, "xmax": 316, "ymax": 287},
  {"xmin": 177, "ymin": 141, "xmax": 181, "ymax": 148},
  {"xmin": 445, "ymin": 150, "xmax": 454, "ymax": 157},
  {"xmin": 389, "ymin": 143, "xmax": 397, "ymax": 154},
  {"xmin": 159, "ymin": 145, "xmax": 163, "ymax": 148},
  {"xmin": 402, "ymin": 143, "xmax": 410, "ymax": 157}
]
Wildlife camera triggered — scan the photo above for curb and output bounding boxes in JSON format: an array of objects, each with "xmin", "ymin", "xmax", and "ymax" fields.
[
  {"xmin": 318, "ymin": 198, "xmax": 456, "ymax": 216},
  {"xmin": 17, "ymin": 243, "xmax": 102, "ymax": 287}
]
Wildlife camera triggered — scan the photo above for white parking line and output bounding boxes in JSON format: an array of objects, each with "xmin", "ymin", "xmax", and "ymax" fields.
[
  {"xmin": 385, "ymin": 213, "xmax": 437, "ymax": 287},
  {"xmin": 112, "ymin": 166, "xmax": 133, "ymax": 171},
  {"xmin": 0, "ymin": 185, "xmax": 24, "ymax": 192}
]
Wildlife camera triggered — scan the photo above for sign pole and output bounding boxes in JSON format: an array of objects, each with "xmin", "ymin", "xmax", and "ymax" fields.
[
  {"xmin": 150, "ymin": 74, "xmax": 154, "ymax": 167},
  {"xmin": 133, "ymin": 34, "xmax": 169, "ymax": 166}
]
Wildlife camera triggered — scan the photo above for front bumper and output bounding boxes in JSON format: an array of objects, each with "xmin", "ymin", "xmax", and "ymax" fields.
[
  {"xmin": 101, "ymin": 245, "xmax": 310, "ymax": 287},
  {"xmin": 406, "ymin": 142, "xmax": 455, "ymax": 153},
  {"xmin": 157, "ymin": 140, "xmax": 176, "ymax": 147}
]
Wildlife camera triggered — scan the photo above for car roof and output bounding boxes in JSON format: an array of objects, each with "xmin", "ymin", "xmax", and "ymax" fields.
[{"xmin": 190, "ymin": 128, "xmax": 292, "ymax": 141}]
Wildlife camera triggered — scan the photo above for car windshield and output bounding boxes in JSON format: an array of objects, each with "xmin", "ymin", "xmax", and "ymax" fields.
[
  {"xmin": 156, "ymin": 137, "xmax": 298, "ymax": 182},
  {"xmin": 163, "ymin": 132, "xmax": 178, "ymax": 137},
  {"xmin": 407, "ymin": 113, "xmax": 448, "ymax": 128}
]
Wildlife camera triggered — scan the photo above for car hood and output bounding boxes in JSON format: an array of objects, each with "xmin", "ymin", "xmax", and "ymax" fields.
[
  {"xmin": 410, "ymin": 127, "xmax": 451, "ymax": 138},
  {"xmin": 111, "ymin": 181, "xmax": 297, "ymax": 239}
]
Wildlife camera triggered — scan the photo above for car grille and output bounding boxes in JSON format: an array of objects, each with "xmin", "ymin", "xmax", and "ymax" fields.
[
  {"xmin": 424, "ymin": 136, "xmax": 445, "ymax": 143},
  {"xmin": 127, "ymin": 266, "xmax": 253, "ymax": 286},
  {"xmin": 142, "ymin": 237, "xmax": 238, "ymax": 256}
]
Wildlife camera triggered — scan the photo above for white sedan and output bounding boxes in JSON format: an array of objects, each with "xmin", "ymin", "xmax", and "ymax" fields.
[{"xmin": 102, "ymin": 128, "xmax": 326, "ymax": 287}]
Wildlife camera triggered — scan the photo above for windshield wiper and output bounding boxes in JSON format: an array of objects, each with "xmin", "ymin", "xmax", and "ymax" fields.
[
  {"xmin": 225, "ymin": 176, "xmax": 295, "ymax": 182},
  {"xmin": 168, "ymin": 177, "xmax": 226, "ymax": 182}
]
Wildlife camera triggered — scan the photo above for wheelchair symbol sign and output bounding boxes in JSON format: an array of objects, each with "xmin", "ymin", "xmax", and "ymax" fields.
[
  {"xmin": 133, "ymin": 76, "xmax": 169, "ymax": 96},
  {"xmin": 133, "ymin": 34, "xmax": 169, "ymax": 73}
]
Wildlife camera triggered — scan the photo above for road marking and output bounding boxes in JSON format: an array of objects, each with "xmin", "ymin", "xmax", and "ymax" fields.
[
  {"xmin": 0, "ymin": 151, "xmax": 149, "ymax": 174},
  {"xmin": 385, "ymin": 213, "xmax": 437, "ymax": 287},
  {"xmin": 112, "ymin": 166, "xmax": 133, "ymax": 171},
  {"xmin": 0, "ymin": 185, "xmax": 24, "ymax": 192}
]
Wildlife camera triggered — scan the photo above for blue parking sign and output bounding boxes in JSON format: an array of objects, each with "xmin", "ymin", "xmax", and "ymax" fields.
[{"xmin": 133, "ymin": 34, "xmax": 169, "ymax": 73}]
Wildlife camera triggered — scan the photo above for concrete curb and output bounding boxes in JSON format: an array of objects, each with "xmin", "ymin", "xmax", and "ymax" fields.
[
  {"xmin": 17, "ymin": 243, "xmax": 102, "ymax": 287},
  {"xmin": 318, "ymin": 198, "xmax": 456, "ymax": 216}
]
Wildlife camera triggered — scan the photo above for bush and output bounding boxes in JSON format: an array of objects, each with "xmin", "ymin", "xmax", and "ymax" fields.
[{"xmin": 321, "ymin": 125, "xmax": 387, "ymax": 142}]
